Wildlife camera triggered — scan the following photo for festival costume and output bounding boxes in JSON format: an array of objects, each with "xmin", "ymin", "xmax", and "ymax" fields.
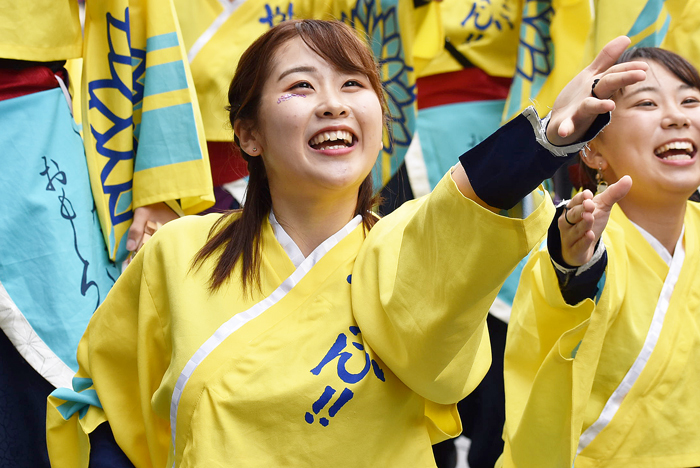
[
  {"xmin": 46, "ymin": 173, "xmax": 551, "ymax": 467},
  {"xmin": 0, "ymin": 0, "xmax": 213, "ymax": 384},
  {"xmin": 501, "ymin": 203, "xmax": 700, "ymax": 468},
  {"xmin": 47, "ymin": 105, "xmax": 610, "ymax": 466},
  {"xmin": 1, "ymin": 2, "xmax": 212, "ymax": 465}
]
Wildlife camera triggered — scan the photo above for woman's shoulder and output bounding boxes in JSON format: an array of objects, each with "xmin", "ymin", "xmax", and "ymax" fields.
[{"xmin": 146, "ymin": 211, "xmax": 241, "ymax": 254}]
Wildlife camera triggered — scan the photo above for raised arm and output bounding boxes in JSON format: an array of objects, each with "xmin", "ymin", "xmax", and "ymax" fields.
[{"xmin": 452, "ymin": 36, "xmax": 647, "ymax": 212}]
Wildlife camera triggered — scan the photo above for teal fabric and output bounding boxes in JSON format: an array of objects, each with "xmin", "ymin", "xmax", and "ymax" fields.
[
  {"xmin": 0, "ymin": 88, "xmax": 121, "ymax": 373},
  {"xmin": 143, "ymin": 60, "xmax": 188, "ymax": 96},
  {"xmin": 627, "ymin": 0, "xmax": 666, "ymax": 37},
  {"xmin": 416, "ymin": 100, "xmax": 507, "ymax": 190},
  {"xmin": 53, "ymin": 387, "xmax": 102, "ymax": 420},
  {"xmin": 146, "ymin": 31, "xmax": 180, "ymax": 51},
  {"xmin": 134, "ymin": 102, "xmax": 201, "ymax": 171}
]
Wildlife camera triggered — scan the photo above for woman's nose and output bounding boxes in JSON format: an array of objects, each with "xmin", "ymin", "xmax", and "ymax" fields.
[
  {"xmin": 317, "ymin": 92, "xmax": 349, "ymax": 118},
  {"xmin": 662, "ymin": 105, "xmax": 691, "ymax": 128}
]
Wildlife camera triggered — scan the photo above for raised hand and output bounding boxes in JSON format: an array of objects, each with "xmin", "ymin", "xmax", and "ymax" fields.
[
  {"xmin": 546, "ymin": 37, "xmax": 648, "ymax": 146},
  {"xmin": 126, "ymin": 202, "xmax": 179, "ymax": 258},
  {"xmin": 559, "ymin": 175, "xmax": 632, "ymax": 266}
]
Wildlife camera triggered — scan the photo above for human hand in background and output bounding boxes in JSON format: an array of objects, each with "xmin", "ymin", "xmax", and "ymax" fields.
[
  {"xmin": 559, "ymin": 175, "xmax": 632, "ymax": 266},
  {"xmin": 546, "ymin": 36, "xmax": 648, "ymax": 146},
  {"xmin": 125, "ymin": 202, "xmax": 179, "ymax": 261}
]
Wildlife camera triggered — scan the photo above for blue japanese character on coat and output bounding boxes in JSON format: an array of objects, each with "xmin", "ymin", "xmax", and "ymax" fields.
[{"xmin": 305, "ymin": 326, "xmax": 385, "ymax": 426}]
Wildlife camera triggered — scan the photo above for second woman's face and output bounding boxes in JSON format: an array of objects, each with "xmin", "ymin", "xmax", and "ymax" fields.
[
  {"xmin": 250, "ymin": 36, "xmax": 383, "ymax": 202},
  {"xmin": 594, "ymin": 59, "xmax": 700, "ymax": 201}
]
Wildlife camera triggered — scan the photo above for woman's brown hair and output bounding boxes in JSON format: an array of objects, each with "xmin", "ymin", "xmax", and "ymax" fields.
[
  {"xmin": 193, "ymin": 20, "xmax": 388, "ymax": 294},
  {"xmin": 577, "ymin": 47, "xmax": 700, "ymax": 191}
]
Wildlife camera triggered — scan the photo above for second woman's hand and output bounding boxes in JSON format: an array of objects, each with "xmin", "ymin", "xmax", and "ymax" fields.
[
  {"xmin": 559, "ymin": 175, "xmax": 632, "ymax": 267},
  {"xmin": 546, "ymin": 36, "xmax": 648, "ymax": 146}
]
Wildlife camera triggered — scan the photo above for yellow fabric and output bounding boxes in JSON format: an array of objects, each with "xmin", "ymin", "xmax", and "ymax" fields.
[
  {"xmin": 47, "ymin": 172, "xmax": 553, "ymax": 467},
  {"xmin": 81, "ymin": 0, "xmax": 214, "ymax": 262},
  {"xmin": 503, "ymin": 0, "xmax": 592, "ymax": 120},
  {"xmin": 0, "ymin": 0, "xmax": 82, "ymax": 61},
  {"xmin": 173, "ymin": 0, "xmax": 442, "ymax": 186},
  {"xmin": 503, "ymin": 0, "xmax": 700, "ymax": 129},
  {"xmin": 662, "ymin": 0, "xmax": 700, "ymax": 69},
  {"xmin": 502, "ymin": 203, "xmax": 700, "ymax": 468},
  {"xmin": 419, "ymin": 0, "xmax": 522, "ymax": 79}
]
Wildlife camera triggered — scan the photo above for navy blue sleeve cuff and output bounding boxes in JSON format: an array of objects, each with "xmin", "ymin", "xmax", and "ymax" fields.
[{"xmin": 459, "ymin": 110, "xmax": 610, "ymax": 210}]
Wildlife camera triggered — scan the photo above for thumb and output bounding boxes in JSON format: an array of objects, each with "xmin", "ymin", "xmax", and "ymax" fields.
[
  {"xmin": 596, "ymin": 175, "xmax": 632, "ymax": 210},
  {"xmin": 126, "ymin": 208, "xmax": 146, "ymax": 252}
]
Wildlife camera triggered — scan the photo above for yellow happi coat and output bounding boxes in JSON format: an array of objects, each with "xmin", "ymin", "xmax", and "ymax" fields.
[
  {"xmin": 47, "ymin": 173, "xmax": 552, "ymax": 467},
  {"xmin": 502, "ymin": 203, "xmax": 700, "ymax": 468}
]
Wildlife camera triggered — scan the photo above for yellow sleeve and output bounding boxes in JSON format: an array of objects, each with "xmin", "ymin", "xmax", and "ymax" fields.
[
  {"xmin": 501, "ymin": 237, "xmax": 625, "ymax": 468},
  {"xmin": 352, "ymin": 172, "xmax": 554, "ymax": 407},
  {"xmin": 47, "ymin": 248, "xmax": 171, "ymax": 468}
]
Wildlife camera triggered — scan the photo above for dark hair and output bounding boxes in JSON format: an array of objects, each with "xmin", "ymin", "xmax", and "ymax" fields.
[
  {"xmin": 577, "ymin": 47, "xmax": 700, "ymax": 191},
  {"xmin": 193, "ymin": 20, "xmax": 387, "ymax": 294}
]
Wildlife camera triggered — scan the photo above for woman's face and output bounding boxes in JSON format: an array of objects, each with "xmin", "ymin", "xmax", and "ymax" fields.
[
  {"xmin": 591, "ymin": 59, "xmax": 700, "ymax": 203},
  {"xmin": 242, "ymin": 36, "xmax": 384, "ymax": 204}
]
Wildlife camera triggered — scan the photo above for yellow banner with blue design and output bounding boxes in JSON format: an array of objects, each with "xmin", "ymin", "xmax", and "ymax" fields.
[
  {"xmin": 503, "ymin": 0, "xmax": 592, "ymax": 120},
  {"xmin": 174, "ymin": 0, "xmax": 441, "ymax": 188},
  {"xmin": 82, "ymin": 0, "xmax": 214, "ymax": 262},
  {"xmin": 419, "ymin": 0, "xmax": 522, "ymax": 79},
  {"xmin": 503, "ymin": 0, "xmax": 700, "ymax": 120},
  {"xmin": 593, "ymin": 0, "xmax": 700, "ymax": 67}
]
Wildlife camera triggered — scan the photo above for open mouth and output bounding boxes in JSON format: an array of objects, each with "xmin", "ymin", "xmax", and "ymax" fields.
[
  {"xmin": 309, "ymin": 130, "xmax": 356, "ymax": 150},
  {"xmin": 654, "ymin": 141, "xmax": 696, "ymax": 161}
]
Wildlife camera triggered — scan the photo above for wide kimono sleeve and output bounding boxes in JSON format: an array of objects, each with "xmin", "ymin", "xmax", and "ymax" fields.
[
  {"xmin": 499, "ymin": 231, "xmax": 627, "ymax": 468},
  {"xmin": 46, "ymin": 248, "xmax": 171, "ymax": 468},
  {"xmin": 352, "ymin": 170, "xmax": 554, "ymax": 407}
]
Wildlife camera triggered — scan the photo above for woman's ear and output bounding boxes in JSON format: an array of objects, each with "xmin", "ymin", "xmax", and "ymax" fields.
[
  {"xmin": 580, "ymin": 140, "xmax": 609, "ymax": 171},
  {"xmin": 234, "ymin": 119, "xmax": 262, "ymax": 156}
]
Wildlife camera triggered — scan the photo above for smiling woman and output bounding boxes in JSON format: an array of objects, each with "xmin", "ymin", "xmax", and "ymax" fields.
[
  {"xmin": 502, "ymin": 48, "xmax": 700, "ymax": 468},
  {"xmin": 46, "ymin": 20, "xmax": 648, "ymax": 468}
]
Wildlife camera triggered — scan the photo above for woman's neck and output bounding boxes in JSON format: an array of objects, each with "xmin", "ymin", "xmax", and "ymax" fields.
[
  {"xmin": 618, "ymin": 197, "xmax": 686, "ymax": 256},
  {"xmin": 269, "ymin": 190, "xmax": 359, "ymax": 257}
]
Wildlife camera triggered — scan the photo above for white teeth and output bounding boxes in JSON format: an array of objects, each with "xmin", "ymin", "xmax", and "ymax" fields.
[
  {"xmin": 309, "ymin": 130, "xmax": 353, "ymax": 146},
  {"xmin": 654, "ymin": 141, "xmax": 694, "ymax": 155},
  {"xmin": 662, "ymin": 154, "xmax": 692, "ymax": 161}
]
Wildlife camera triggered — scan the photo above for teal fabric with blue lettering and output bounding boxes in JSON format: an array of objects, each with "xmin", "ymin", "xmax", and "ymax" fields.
[{"xmin": 0, "ymin": 88, "xmax": 121, "ymax": 374}]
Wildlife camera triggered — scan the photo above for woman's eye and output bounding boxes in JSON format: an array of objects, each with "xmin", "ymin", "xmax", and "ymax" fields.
[
  {"xmin": 634, "ymin": 100, "xmax": 655, "ymax": 107},
  {"xmin": 682, "ymin": 97, "xmax": 700, "ymax": 105},
  {"xmin": 344, "ymin": 80, "xmax": 364, "ymax": 88},
  {"xmin": 291, "ymin": 81, "xmax": 313, "ymax": 90}
]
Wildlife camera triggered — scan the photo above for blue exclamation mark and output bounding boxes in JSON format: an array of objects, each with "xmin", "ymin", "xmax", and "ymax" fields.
[{"xmin": 305, "ymin": 386, "xmax": 336, "ymax": 424}]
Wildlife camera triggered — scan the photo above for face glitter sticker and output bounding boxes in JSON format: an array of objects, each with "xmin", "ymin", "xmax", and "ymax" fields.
[{"xmin": 277, "ymin": 93, "xmax": 306, "ymax": 104}]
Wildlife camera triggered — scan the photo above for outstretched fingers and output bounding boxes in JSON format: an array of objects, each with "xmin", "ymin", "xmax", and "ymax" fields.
[
  {"xmin": 594, "ymin": 175, "xmax": 633, "ymax": 210},
  {"xmin": 591, "ymin": 62, "xmax": 649, "ymax": 99},
  {"xmin": 548, "ymin": 36, "xmax": 649, "ymax": 144},
  {"xmin": 587, "ymin": 36, "xmax": 633, "ymax": 73},
  {"xmin": 558, "ymin": 190, "xmax": 599, "ymax": 266}
]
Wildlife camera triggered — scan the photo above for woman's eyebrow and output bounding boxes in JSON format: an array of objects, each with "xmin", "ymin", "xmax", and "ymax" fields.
[
  {"xmin": 278, "ymin": 66, "xmax": 317, "ymax": 81},
  {"xmin": 625, "ymin": 85, "xmax": 658, "ymax": 97}
]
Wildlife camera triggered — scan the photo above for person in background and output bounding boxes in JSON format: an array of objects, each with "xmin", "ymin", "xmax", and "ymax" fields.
[
  {"xmin": 0, "ymin": 1, "xmax": 212, "ymax": 466},
  {"xmin": 501, "ymin": 47, "xmax": 700, "ymax": 467}
]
